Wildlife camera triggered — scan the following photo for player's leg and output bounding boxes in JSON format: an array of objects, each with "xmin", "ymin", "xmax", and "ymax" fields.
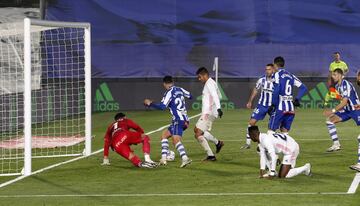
[
  {"xmin": 280, "ymin": 147, "xmax": 311, "ymax": 178},
  {"xmin": 169, "ymin": 121, "xmax": 192, "ymax": 167},
  {"xmin": 126, "ymin": 131, "xmax": 155, "ymax": 164},
  {"xmin": 279, "ymin": 113, "xmax": 295, "ymax": 134},
  {"xmin": 268, "ymin": 110, "xmax": 282, "ymax": 134},
  {"xmin": 244, "ymin": 106, "xmax": 268, "ymax": 149},
  {"xmin": 114, "ymin": 142, "xmax": 142, "ymax": 167},
  {"xmin": 194, "ymin": 116, "xmax": 216, "ymax": 160},
  {"xmin": 159, "ymin": 129, "xmax": 172, "ymax": 165},
  {"xmin": 325, "ymin": 112, "xmax": 348, "ymax": 152},
  {"xmin": 202, "ymin": 115, "xmax": 224, "ymax": 153}
]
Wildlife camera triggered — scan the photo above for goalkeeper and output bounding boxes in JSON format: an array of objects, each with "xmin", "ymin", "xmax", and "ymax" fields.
[{"xmin": 102, "ymin": 112, "xmax": 157, "ymax": 168}]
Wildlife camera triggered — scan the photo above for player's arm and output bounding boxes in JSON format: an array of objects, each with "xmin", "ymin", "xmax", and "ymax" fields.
[
  {"xmin": 263, "ymin": 139, "xmax": 277, "ymax": 177},
  {"xmin": 293, "ymin": 76, "xmax": 308, "ymax": 106},
  {"xmin": 247, "ymin": 79, "xmax": 261, "ymax": 109},
  {"xmin": 102, "ymin": 125, "xmax": 112, "ymax": 165},
  {"xmin": 208, "ymin": 81, "xmax": 223, "ymax": 117},
  {"xmin": 181, "ymin": 88, "xmax": 193, "ymax": 100},
  {"xmin": 270, "ymin": 72, "xmax": 280, "ymax": 108},
  {"xmin": 259, "ymin": 146, "xmax": 268, "ymax": 178},
  {"xmin": 324, "ymin": 97, "xmax": 348, "ymax": 117},
  {"xmin": 127, "ymin": 119, "xmax": 145, "ymax": 134},
  {"xmin": 145, "ymin": 91, "xmax": 172, "ymax": 110}
]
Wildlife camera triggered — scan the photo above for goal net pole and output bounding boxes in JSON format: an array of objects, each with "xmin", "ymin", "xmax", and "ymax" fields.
[{"xmin": 22, "ymin": 18, "xmax": 92, "ymax": 176}]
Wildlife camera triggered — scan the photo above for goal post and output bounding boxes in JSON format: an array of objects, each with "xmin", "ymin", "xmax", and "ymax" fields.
[{"xmin": 0, "ymin": 18, "xmax": 92, "ymax": 176}]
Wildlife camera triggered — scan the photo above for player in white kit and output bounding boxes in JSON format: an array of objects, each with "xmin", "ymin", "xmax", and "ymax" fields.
[
  {"xmin": 248, "ymin": 126, "xmax": 312, "ymax": 178},
  {"xmin": 194, "ymin": 67, "xmax": 224, "ymax": 161}
]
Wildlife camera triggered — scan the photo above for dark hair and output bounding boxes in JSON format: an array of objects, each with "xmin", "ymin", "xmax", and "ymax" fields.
[
  {"xmin": 248, "ymin": 125, "xmax": 259, "ymax": 135},
  {"xmin": 114, "ymin": 112, "xmax": 126, "ymax": 121},
  {"xmin": 266, "ymin": 63, "xmax": 274, "ymax": 67},
  {"xmin": 196, "ymin": 67, "xmax": 209, "ymax": 75},
  {"xmin": 163, "ymin": 75, "xmax": 173, "ymax": 84},
  {"xmin": 273, "ymin": 56, "xmax": 285, "ymax": 67},
  {"xmin": 333, "ymin": 52, "xmax": 340, "ymax": 55},
  {"xmin": 357, "ymin": 70, "xmax": 360, "ymax": 76},
  {"xmin": 333, "ymin": 68, "xmax": 343, "ymax": 75}
]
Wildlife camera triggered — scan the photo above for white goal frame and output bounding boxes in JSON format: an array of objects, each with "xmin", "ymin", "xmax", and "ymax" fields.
[{"xmin": 20, "ymin": 18, "xmax": 91, "ymax": 176}]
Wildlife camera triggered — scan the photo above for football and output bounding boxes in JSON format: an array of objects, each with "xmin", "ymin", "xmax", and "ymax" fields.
[{"xmin": 166, "ymin": 150, "xmax": 175, "ymax": 161}]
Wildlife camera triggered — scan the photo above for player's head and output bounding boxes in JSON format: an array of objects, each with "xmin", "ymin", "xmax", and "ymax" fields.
[
  {"xmin": 248, "ymin": 126, "xmax": 260, "ymax": 142},
  {"xmin": 273, "ymin": 56, "xmax": 285, "ymax": 68},
  {"xmin": 162, "ymin": 75, "xmax": 174, "ymax": 90},
  {"xmin": 114, "ymin": 112, "xmax": 126, "ymax": 121},
  {"xmin": 265, "ymin": 63, "xmax": 274, "ymax": 77},
  {"xmin": 196, "ymin": 67, "xmax": 209, "ymax": 83},
  {"xmin": 331, "ymin": 68, "xmax": 343, "ymax": 84},
  {"xmin": 357, "ymin": 70, "xmax": 360, "ymax": 86},
  {"xmin": 333, "ymin": 52, "xmax": 341, "ymax": 62}
]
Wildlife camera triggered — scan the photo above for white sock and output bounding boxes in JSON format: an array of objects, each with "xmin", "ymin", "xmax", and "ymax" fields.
[
  {"xmin": 285, "ymin": 165, "xmax": 308, "ymax": 178},
  {"xmin": 144, "ymin": 154, "xmax": 151, "ymax": 162},
  {"xmin": 246, "ymin": 124, "xmax": 251, "ymax": 145},
  {"xmin": 197, "ymin": 136, "xmax": 214, "ymax": 156},
  {"xmin": 204, "ymin": 131, "xmax": 219, "ymax": 145}
]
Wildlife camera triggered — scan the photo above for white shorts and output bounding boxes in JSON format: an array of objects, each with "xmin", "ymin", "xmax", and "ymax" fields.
[
  {"xmin": 282, "ymin": 144, "xmax": 300, "ymax": 168},
  {"xmin": 196, "ymin": 115, "xmax": 216, "ymax": 132}
]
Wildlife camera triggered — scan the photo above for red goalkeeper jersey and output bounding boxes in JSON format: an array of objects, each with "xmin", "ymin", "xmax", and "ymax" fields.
[{"xmin": 103, "ymin": 118, "xmax": 144, "ymax": 156}]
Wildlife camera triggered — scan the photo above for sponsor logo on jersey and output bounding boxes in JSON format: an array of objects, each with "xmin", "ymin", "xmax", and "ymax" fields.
[
  {"xmin": 94, "ymin": 83, "xmax": 120, "ymax": 112},
  {"xmin": 192, "ymin": 83, "xmax": 235, "ymax": 110}
]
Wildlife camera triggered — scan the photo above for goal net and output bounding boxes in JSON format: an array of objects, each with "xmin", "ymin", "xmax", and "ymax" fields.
[{"xmin": 0, "ymin": 18, "xmax": 91, "ymax": 176}]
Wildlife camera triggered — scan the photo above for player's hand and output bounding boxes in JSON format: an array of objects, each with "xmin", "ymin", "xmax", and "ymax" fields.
[
  {"xmin": 101, "ymin": 158, "xmax": 110, "ymax": 166},
  {"xmin": 246, "ymin": 102, "xmax": 252, "ymax": 109},
  {"xmin": 267, "ymin": 104, "xmax": 275, "ymax": 115},
  {"xmin": 355, "ymin": 104, "xmax": 360, "ymax": 110},
  {"xmin": 293, "ymin": 99, "xmax": 300, "ymax": 107},
  {"xmin": 217, "ymin": 109, "xmax": 223, "ymax": 118},
  {"xmin": 143, "ymin": 99, "xmax": 152, "ymax": 107}
]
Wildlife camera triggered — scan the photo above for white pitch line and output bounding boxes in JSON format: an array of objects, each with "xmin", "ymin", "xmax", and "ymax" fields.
[
  {"xmin": 0, "ymin": 192, "xmax": 350, "ymax": 198},
  {"xmin": 347, "ymin": 173, "xmax": 360, "ymax": 194},
  {"xmin": 0, "ymin": 113, "xmax": 201, "ymax": 189}
]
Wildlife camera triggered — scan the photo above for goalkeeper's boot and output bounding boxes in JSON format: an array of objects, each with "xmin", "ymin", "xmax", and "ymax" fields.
[
  {"xmin": 145, "ymin": 160, "xmax": 159, "ymax": 167},
  {"xmin": 202, "ymin": 156, "xmax": 216, "ymax": 161},
  {"xmin": 139, "ymin": 162, "xmax": 157, "ymax": 169},
  {"xmin": 326, "ymin": 144, "xmax": 341, "ymax": 152},
  {"xmin": 349, "ymin": 163, "xmax": 360, "ymax": 172},
  {"xmin": 216, "ymin": 140, "xmax": 224, "ymax": 153},
  {"xmin": 180, "ymin": 158, "xmax": 192, "ymax": 168}
]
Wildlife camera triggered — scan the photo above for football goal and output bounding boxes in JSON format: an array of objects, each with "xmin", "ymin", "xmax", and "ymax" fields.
[{"xmin": 0, "ymin": 18, "xmax": 91, "ymax": 176}]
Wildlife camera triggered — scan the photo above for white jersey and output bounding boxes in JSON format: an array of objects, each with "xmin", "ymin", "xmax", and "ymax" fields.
[
  {"xmin": 201, "ymin": 78, "xmax": 222, "ymax": 117},
  {"xmin": 258, "ymin": 133, "xmax": 299, "ymax": 171}
]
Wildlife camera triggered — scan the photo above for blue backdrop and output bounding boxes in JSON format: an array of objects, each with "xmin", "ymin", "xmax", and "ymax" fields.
[{"xmin": 45, "ymin": 0, "xmax": 360, "ymax": 77}]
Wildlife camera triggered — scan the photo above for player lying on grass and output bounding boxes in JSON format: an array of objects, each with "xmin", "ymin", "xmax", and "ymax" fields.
[
  {"xmin": 102, "ymin": 112, "xmax": 158, "ymax": 168},
  {"xmin": 243, "ymin": 64, "xmax": 275, "ymax": 149},
  {"xmin": 323, "ymin": 69, "xmax": 360, "ymax": 158},
  {"xmin": 144, "ymin": 75, "xmax": 192, "ymax": 168},
  {"xmin": 248, "ymin": 126, "xmax": 312, "ymax": 178}
]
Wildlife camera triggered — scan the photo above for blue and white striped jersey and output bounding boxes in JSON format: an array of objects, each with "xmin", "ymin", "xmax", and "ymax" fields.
[
  {"xmin": 161, "ymin": 86, "xmax": 191, "ymax": 121},
  {"xmin": 272, "ymin": 69, "xmax": 306, "ymax": 112},
  {"xmin": 335, "ymin": 79, "xmax": 360, "ymax": 111},
  {"xmin": 255, "ymin": 75, "xmax": 274, "ymax": 107}
]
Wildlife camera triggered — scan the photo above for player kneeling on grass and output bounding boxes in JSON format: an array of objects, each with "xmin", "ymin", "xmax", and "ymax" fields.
[
  {"xmin": 248, "ymin": 126, "xmax": 311, "ymax": 178},
  {"xmin": 102, "ymin": 112, "xmax": 157, "ymax": 168}
]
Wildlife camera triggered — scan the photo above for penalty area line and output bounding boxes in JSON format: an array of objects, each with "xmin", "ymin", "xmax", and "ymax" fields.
[
  {"xmin": 0, "ymin": 113, "xmax": 201, "ymax": 189},
  {"xmin": 0, "ymin": 192, "xmax": 349, "ymax": 198},
  {"xmin": 347, "ymin": 172, "xmax": 360, "ymax": 194}
]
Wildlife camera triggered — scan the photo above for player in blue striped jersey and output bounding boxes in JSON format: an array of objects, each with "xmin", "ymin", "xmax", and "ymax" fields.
[
  {"xmin": 242, "ymin": 64, "xmax": 274, "ymax": 149},
  {"xmin": 268, "ymin": 56, "xmax": 308, "ymax": 133},
  {"xmin": 144, "ymin": 76, "xmax": 192, "ymax": 168},
  {"xmin": 323, "ymin": 69, "xmax": 360, "ymax": 163}
]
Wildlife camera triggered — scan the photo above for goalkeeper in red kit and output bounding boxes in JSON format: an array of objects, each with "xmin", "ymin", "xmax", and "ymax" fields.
[{"xmin": 102, "ymin": 112, "xmax": 158, "ymax": 168}]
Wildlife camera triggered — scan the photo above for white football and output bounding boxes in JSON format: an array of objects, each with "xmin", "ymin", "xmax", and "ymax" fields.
[{"xmin": 166, "ymin": 150, "xmax": 175, "ymax": 161}]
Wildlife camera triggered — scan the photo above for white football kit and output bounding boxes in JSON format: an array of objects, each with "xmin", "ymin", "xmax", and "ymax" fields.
[
  {"xmin": 258, "ymin": 132, "xmax": 299, "ymax": 171},
  {"xmin": 196, "ymin": 78, "xmax": 222, "ymax": 132}
]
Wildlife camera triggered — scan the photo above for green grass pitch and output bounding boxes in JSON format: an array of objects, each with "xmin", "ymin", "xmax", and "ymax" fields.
[{"xmin": 0, "ymin": 109, "xmax": 359, "ymax": 205}]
